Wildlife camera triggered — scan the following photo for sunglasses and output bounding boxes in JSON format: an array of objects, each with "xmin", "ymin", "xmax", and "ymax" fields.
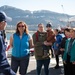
[
  {"xmin": 39, "ymin": 26, "xmax": 43, "ymax": 28},
  {"xmin": 18, "ymin": 26, "xmax": 25, "ymax": 27}
]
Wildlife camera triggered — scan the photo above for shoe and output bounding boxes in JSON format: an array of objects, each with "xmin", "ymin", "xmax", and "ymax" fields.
[{"xmin": 54, "ymin": 65, "xmax": 59, "ymax": 69}]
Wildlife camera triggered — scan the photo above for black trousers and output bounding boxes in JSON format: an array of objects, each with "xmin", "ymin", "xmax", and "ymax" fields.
[
  {"xmin": 64, "ymin": 54, "xmax": 75, "ymax": 75},
  {"xmin": 64, "ymin": 62, "xmax": 72, "ymax": 75},
  {"xmin": 11, "ymin": 54, "xmax": 30, "ymax": 75},
  {"xmin": 55, "ymin": 55, "xmax": 59, "ymax": 66}
]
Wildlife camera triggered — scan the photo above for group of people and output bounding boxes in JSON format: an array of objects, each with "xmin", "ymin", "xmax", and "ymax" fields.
[
  {"xmin": 0, "ymin": 11, "xmax": 34, "ymax": 75},
  {"xmin": 0, "ymin": 11, "xmax": 75, "ymax": 75}
]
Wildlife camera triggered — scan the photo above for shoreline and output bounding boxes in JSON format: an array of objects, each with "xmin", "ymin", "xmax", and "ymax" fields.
[{"xmin": 6, "ymin": 30, "xmax": 36, "ymax": 33}]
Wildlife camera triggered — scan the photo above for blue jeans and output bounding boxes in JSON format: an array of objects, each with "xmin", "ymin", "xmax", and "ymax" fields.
[{"xmin": 36, "ymin": 58, "xmax": 50, "ymax": 75}]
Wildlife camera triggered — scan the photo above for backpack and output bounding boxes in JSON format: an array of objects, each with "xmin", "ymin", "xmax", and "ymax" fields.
[{"xmin": 35, "ymin": 31, "xmax": 39, "ymax": 42}]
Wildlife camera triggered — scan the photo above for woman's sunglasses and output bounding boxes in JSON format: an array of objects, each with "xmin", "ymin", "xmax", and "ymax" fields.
[{"xmin": 18, "ymin": 26, "xmax": 25, "ymax": 27}]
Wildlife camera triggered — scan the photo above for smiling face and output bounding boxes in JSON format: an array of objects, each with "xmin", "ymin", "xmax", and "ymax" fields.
[
  {"xmin": 70, "ymin": 29, "xmax": 75, "ymax": 38},
  {"xmin": 64, "ymin": 31, "xmax": 70, "ymax": 38},
  {"xmin": 16, "ymin": 21, "xmax": 28, "ymax": 35},
  {"xmin": 17, "ymin": 22, "xmax": 25, "ymax": 33},
  {"xmin": 38, "ymin": 23, "xmax": 44, "ymax": 32}
]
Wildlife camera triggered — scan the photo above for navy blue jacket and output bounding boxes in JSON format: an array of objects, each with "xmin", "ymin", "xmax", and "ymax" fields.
[
  {"xmin": 0, "ymin": 34, "xmax": 15, "ymax": 75},
  {"xmin": 0, "ymin": 35, "xmax": 6, "ymax": 62}
]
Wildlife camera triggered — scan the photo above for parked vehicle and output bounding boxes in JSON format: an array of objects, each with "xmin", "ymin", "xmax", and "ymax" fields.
[{"xmin": 30, "ymin": 48, "xmax": 34, "ymax": 56}]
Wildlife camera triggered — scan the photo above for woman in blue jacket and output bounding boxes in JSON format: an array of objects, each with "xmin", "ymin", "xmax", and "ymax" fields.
[
  {"xmin": 9, "ymin": 21, "xmax": 33, "ymax": 75},
  {"xmin": 52, "ymin": 29, "xmax": 62, "ymax": 69}
]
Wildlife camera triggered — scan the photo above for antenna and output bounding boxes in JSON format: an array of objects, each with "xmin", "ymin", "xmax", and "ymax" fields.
[
  {"xmin": 61, "ymin": 5, "xmax": 65, "ymax": 13},
  {"xmin": 61, "ymin": 5, "xmax": 70, "ymax": 27}
]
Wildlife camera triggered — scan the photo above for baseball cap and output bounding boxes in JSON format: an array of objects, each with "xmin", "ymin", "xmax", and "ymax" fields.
[
  {"xmin": 46, "ymin": 23, "xmax": 52, "ymax": 27},
  {"xmin": 0, "ymin": 11, "xmax": 12, "ymax": 22}
]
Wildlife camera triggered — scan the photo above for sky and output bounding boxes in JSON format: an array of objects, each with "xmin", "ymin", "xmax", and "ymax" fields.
[{"xmin": 0, "ymin": 0, "xmax": 75, "ymax": 15}]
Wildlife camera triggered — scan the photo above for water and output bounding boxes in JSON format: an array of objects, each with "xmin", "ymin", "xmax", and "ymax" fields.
[
  {"xmin": 6, "ymin": 31, "xmax": 35, "ymax": 40},
  {"xmin": 6, "ymin": 32, "xmax": 13, "ymax": 40}
]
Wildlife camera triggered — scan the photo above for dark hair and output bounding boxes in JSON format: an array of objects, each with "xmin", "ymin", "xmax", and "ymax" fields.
[
  {"xmin": 16, "ymin": 21, "xmax": 29, "ymax": 35},
  {"xmin": 64, "ymin": 28, "xmax": 71, "ymax": 34},
  {"xmin": 64, "ymin": 28, "xmax": 70, "ymax": 32},
  {"xmin": 38, "ymin": 23, "xmax": 43, "ymax": 27},
  {"xmin": 46, "ymin": 23, "xmax": 52, "ymax": 27},
  {"xmin": 55, "ymin": 29, "xmax": 61, "ymax": 33}
]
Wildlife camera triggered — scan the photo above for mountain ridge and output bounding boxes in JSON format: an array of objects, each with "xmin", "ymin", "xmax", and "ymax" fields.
[{"xmin": 0, "ymin": 5, "xmax": 74, "ymax": 30}]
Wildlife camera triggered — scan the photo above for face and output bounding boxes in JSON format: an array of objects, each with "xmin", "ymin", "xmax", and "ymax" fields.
[
  {"xmin": 70, "ymin": 30, "xmax": 75, "ymax": 38},
  {"xmin": 38, "ymin": 24, "xmax": 44, "ymax": 32},
  {"xmin": 64, "ymin": 31, "xmax": 70, "ymax": 38},
  {"xmin": 0, "ymin": 21, "xmax": 7, "ymax": 30},
  {"xmin": 46, "ymin": 27, "xmax": 51, "ymax": 30},
  {"xmin": 54, "ymin": 29, "xmax": 58, "ymax": 35},
  {"xmin": 17, "ymin": 23, "xmax": 25, "ymax": 33}
]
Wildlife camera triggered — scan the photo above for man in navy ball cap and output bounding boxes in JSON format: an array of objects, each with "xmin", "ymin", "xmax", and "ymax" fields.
[
  {"xmin": 0, "ymin": 11, "xmax": 16, "ymax": 75},
  {"xmin": 0, "ymin": 11, "xmax": 12, "ymax": 22}
]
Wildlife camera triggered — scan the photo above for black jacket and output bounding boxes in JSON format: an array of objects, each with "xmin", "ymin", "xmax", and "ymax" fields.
[{"xmin": 60, "ymin": 37, "xmax": 67, "ymax": 48}]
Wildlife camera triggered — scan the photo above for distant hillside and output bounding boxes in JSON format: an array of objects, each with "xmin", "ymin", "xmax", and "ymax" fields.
[{"xmin": 0, "ymin": 5, "xmax": 73, "ymax": 30}]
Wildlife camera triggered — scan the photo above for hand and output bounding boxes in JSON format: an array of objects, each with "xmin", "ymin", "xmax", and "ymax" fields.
[
  {"xmin": 44, "ymin": 41, "xmax": 52, "ymax": 46},
  {"xmin": 6, "ymin": 45, "xmax": 11, "ymax": 51},
  {"xmin": 63, "ymin": 61, "xmax": 66, "ymax": 64},
  {"xmin": 56, "ymin": 44, "xmax": 58, "ymax": 47},
  {"xmin": 72, "ymin": 62, "xmax": 75, "ymax": 64},
  {"xmin": 60, "ymin": 48, "xmax": 64, "ymax": 51},
  {"xmin": 44, "ymin": 41, "xmax": 47, "ymax": 45},
  {"xmin": 46, "ymin": 42, "xmax": 52, "ymax": 46}
]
